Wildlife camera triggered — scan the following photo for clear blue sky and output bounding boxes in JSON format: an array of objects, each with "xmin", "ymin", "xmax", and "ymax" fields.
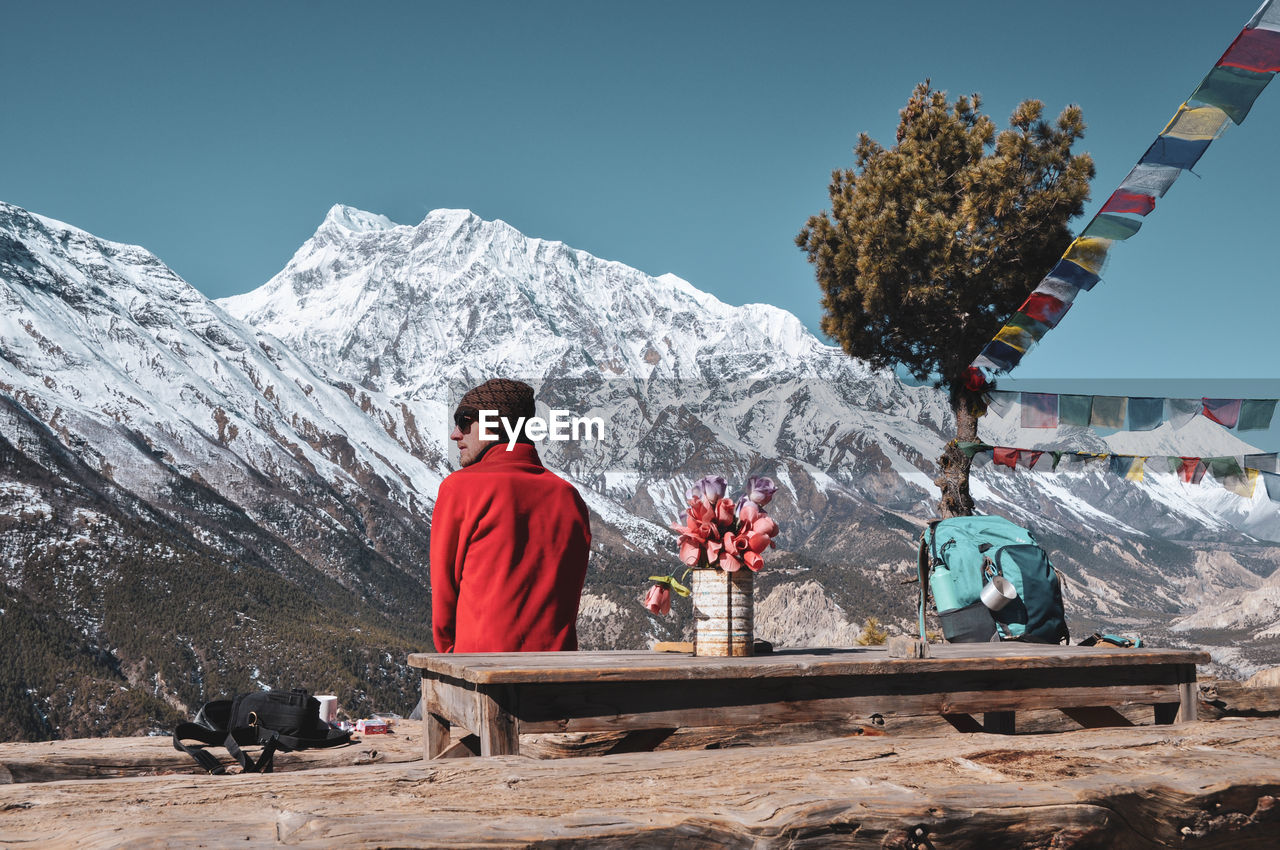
[{"xmin": 3, "ymin": 1, "xmax": 1277, "ymax": 392}]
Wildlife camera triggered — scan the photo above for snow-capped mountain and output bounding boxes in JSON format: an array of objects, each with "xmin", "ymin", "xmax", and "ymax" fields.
[
  {"xmin": 221, "ymin": 204, "xmax": 1280, "ymax": 675},
  {"xmin": 0, "ymin": 201, "xmax": 452, "ymax": 737},
  {"xmin": 3, "ymin": 198, "xmax": 1279, "ymax": 740}
]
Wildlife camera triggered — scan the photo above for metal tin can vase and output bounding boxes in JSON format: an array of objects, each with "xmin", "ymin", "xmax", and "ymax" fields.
[{"xmin": 691, "ymin": 568, "xmax": 754, "ymax": 657}]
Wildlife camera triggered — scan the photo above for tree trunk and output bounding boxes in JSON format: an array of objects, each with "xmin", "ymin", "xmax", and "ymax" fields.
[{"xmin": 935, "ymin": 389, "xmax": 980, "ymax": 518}]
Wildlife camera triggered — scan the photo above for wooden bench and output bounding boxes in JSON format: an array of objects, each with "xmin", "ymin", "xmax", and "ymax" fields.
[{"xmin": 407, "ymin": 643, "xmax": 1208, "ymax": 758}]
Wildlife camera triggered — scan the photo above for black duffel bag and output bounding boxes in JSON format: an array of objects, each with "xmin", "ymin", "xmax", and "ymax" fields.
[{"xmin": 172, "ymin": 688, "xmax": 351, "ymax": 774}]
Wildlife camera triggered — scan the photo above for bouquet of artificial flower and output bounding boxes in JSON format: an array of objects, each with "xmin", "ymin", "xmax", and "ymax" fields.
[{"xmin": 642, "ymin": 474, "xmax": 780, "ymax": 616}]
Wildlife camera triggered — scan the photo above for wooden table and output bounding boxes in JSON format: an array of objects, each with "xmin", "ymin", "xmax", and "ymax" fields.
[{"xmin": 407, "ymin": 643, "xmax": 1208, "ymax": 758}]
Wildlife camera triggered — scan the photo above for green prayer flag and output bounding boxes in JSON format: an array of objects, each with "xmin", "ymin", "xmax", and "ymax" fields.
[
  {"xmin": 1058, "ymin": 394, "xmax": 1093, "ymax": 426},
  {"xmin": 957, "ymin": 441, "xmax": 992, "ymax": 459},
  {"xmin": 1006, "ymin": 312, "xmax": 1052, "ymax": 342},
  {"xmin": 1238, "ymin": 399, "xmax": 1278, "ymax": 431},
  {"xmin": 1191, "ymin": 64, "xmax": 1274, "ymax": 124},
  {"xmin": 1209, "ymin": 456, "xmax": 1245, "ymax": 479},
  {"xmin": 1081, "ymin": 213, "xmax": 1142, "ymax": 241}
]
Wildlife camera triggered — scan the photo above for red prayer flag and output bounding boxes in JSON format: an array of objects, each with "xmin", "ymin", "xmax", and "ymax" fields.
[
  {"xmin": 1203, "ymin": 398, "xmax": 1244, "ymax": 428},
  {"xmin": 1178, "ymin": 457, "xmax": 1207, "ymax": 484},
  {"xmin": 1019, "ymin": 293, "xmax": 1072, "ymax": 327},
  {"xmin": 1100, "ymin": 190, "xmax": 1156, "ymax": 216},
  {"xmin": 1218, "ymin": 27, "xmax": 1280, "ymax": 73},
  {"xmin": 993, "ymin": 447, "xmax": 1020, "ymax": 469}
]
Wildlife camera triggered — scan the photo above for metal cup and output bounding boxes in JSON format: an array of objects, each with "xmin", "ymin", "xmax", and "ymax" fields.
[{"xmin": 980, "ymin": 576, "xmax": 1017, "ymax": 611}]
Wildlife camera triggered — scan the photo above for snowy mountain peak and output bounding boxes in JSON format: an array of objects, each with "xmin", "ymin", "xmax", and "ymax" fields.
[
  {"xmin": 220, "ymin": 207, "xmax": 835, "ymax": 394},
  {"xmin": 321, "ymin": 204, "xmax": 398, "ymax": 234}
]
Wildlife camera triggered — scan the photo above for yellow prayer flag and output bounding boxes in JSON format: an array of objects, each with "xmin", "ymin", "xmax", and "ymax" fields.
[
  {"xmin": 994, "ymin": 324, "xmax": 1032, "ymax": 352},
  {"xmin": 1223, "ymin": 468, "xmax": 1260, "ymax": 498},
  {"xmin": 1160, "ymin": 103, "xmax": 1230, "ymax": 141},
  {"xmin": 1127, "ymin": 457, "xmax": 1146, "ymax": 482},
  {"xmin": 1062, "ymin": 237, "xmax": 1111, "ymax": 274}
]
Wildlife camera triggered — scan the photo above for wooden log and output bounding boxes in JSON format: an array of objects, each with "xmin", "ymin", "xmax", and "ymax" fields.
[{"xmin": 0, "ymin": 718, "xmax": 1278, "ymax": 847}]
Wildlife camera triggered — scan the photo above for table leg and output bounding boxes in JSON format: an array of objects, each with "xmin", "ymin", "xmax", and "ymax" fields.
[
  {"xmin": 424, "ymin": 678, "xmax": 451, "ymax": 759},
  {"xmin": 477, "ymin": 685, "xmax": 519, "ymax": 757}
]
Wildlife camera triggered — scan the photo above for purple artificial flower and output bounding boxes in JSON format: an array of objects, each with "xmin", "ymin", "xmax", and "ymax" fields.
[
  {"xmin": 697, "ymin": 475, "xmax": 727, "ymax": 505},
  {"xmin": 747, "ymin": 476, "xmax": 778, "ymax": 506}
]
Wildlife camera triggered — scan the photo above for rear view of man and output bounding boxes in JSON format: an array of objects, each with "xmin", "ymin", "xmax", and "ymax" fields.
[{"xmin": 430, "ymin": 378, "xmax": 592, "ymax": 653}]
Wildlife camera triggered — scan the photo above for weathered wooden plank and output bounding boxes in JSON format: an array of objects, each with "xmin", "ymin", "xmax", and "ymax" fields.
[
  {"xmin": 409, "ymin": 646, "xmax": 1209, "ymax": 684},
  {"xmin": 0, "ymin": 719, "xmax": 1277, "ymax": 847},
  {"xmin": 512, "ymin": 678, "xmax": 1186, "ymax": 734}
]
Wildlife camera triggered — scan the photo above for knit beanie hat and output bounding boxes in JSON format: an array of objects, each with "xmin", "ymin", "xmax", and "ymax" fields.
[{"xmin": 454, "ymin": 378, "xmax": 536, "ymax": 432}]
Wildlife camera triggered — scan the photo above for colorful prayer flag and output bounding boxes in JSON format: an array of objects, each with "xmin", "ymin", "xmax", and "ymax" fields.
[
  {"xmin": 985, "ymin": 391, "xmax": 1017, "ymax": 417},
  {"xmin": 1209, "ymin": 456, "xmax": 1245, "ymax": 479},
  {"xmin": 1118, "ymin": 163, "xmax": 1181, "ymax": 198},
  {"xmin": 1218, "ymin": 26, "xmax": 1280, "ymax": 73},
  {"xmin": 1019, "ymin": 292, "xmax": 1072, "ymax": 327},
  {"xmin": 1058, "ymin": 394, "xmax": 1093, "ymax": 426},
  {"xmin": 1221, "ymin": 468, "xmax": 1260, "ymax": 498},
  {"xmin": 993, "ymin": 447, "xmax": 1020, "ymax": 469},
  {"xmin": 1203, "ymin": 398, "xmax": 1244, "ymax": 428},
  {"xmin": 1006, "ymin": 312, "xmax": 1052, "ymax": 342},
  {"xmin": 1263, "ymin": 470, "xmax": 1280, "ymax": 502},
  {"xmin": 1100, "ymin": 189, "xmax": 1157, "ymax": 216},
  {"xmin": 1190, "ymin": 64, "xmax": 1274, "ymax": 124},
  {"xmin": 1177, "ymin": 457, "xmax": 1208, "ymax": 484},
  {"xmin": 975, "ymin": 340, "xmax": 1023, "ymax": 372},
  {"xmin": 1250, "ymin": 0, "xmax": 1280, "ymax": 31},
  {"xmin": 1062, "ymin": 237, "xmax": 1112, "ymax": 275},
  {"xmin": 1245, "ymin": 453, "xmax": 1280, "ymax": 473},
  {"xmin": 1109, "ymin": 455, "xmax": 1144, "ymax": 482},
  {"xmin": 1032, "ymin": 277, "xmax": 1081, "ymax": 305},
  {"xmin": 1081, "ymin": 213, "xmax": 1143, "ymax": 241},
  {"xmin": 1045, "ymin": 259, "xmax": 1101, "ymax": 292},
  {"xmin": 1090, "ymin": 396, "xmax": 1127, "ymax": 429},
  {"xmin": 1238, "ymin": 398, "xmax": 1278, "ymax": 431},
  {"xmin": 1166, "ymin": 398, "xmax": 1202, "ymax": 430},
  {"xmin": 1020, "ymin": 392, "xmax": 1059, "ymax": 429},
  {"xmin": 994, "ymin": 324, "xmax": 1034, "ymax": 353},
  {"xmin": 1140, "ymin": 135, "xmax": 1212, "ymax": 170},
  {"xmin": 1160, "ymin": 103, "xmax": 1231, "ymax": 140},
  {"xmin": 1127, "ymin": 397, "xmax": 1164, "ymax": 431}
]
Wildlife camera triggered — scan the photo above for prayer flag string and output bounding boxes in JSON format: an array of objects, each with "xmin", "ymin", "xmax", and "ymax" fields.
[
  {"xmin": 958, "ymin": 441, "xmax": 1278, "ymax": 500},
  {"xmin": 970, "ymin": 0, "xmax": 1280, "ymax": 378},
  {"xmin": 987, "ymin": 391, "xmax": 1279, "ymax": 433}
]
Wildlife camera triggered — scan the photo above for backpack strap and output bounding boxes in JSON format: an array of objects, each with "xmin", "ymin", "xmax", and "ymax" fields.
[{"xmin": 917, "ymin": 522, "xmax": 941, "ymax": 640}]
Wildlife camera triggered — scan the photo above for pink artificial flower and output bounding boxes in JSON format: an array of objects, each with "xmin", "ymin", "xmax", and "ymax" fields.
[
  {"xmin": 750, "ymin": 515, "xmax": 779, "ymax": 540},
  {"xmin": 715, "ymin": 497, "xmax": 736, "ymax": 528},
  {"xmin": 737, "ymin": 500, "xmax": 761, "ymax": 525},
  {"xmin": 743, "ymin": 551, "xmax": 764, "ymax": 571},
  {"xmin": 719, "ymin": 532, "xmax": 748, "ymax": 572},
  {"xmin": 678, "ymin": 535, "xmax": 703, "ymax": 567},
  {"xmin": 643, "ymin": 584, "xmax": 671, "ymax": 616},
  {"xmin": 747, "ymin": 530, "xmax": 772, "ymax": 554}
]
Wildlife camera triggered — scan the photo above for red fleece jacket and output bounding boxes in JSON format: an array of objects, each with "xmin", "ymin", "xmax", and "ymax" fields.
[{"xmin": 430, "ymin": 442, "xmax": 591, "ymax": 653}]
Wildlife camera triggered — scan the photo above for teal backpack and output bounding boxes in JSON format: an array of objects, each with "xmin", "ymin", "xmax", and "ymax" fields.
[{"xmin": 917, "ymin": 515, "xmax": 1069, "ymax": 644}]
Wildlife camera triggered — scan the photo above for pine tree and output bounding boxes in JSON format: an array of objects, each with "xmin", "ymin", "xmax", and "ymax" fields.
[{"xmin": 797, "ymin": 82, "xmax": 1095, "ymax": 516}]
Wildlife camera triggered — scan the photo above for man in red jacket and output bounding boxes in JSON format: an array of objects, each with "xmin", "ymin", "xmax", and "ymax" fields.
[{"xmin": 430, "ymin": 378, "xmax": 592, "ymax": 653}]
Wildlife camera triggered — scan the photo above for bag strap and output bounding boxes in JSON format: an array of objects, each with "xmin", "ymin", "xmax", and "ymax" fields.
[
  {"xmin": 268, "ymin": 725, "xmax": 352, "ymax": 752},
  {"xmin": 916, "ymin": 529, "xmax": 931, "ymax": 640},
  {"xmin": 172, "ymin": 722, "xmax": 230, "ymax": 774}
]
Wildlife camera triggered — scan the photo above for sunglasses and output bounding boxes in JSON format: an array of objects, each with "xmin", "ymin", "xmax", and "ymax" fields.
[{"xmin": 453, "ymin": 410, "xmax": 478, "ymax": 431}]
